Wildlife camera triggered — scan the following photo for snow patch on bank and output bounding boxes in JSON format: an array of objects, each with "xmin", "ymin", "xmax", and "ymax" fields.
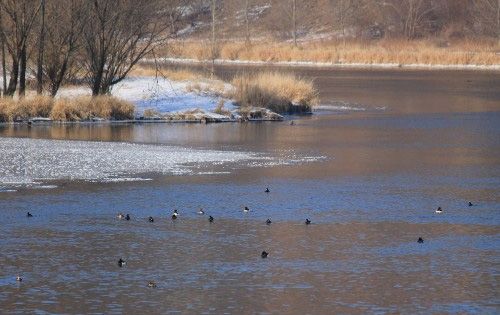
[{"xmin": 57, "ymin": 76, "xmax": 233, "ymax": 115}]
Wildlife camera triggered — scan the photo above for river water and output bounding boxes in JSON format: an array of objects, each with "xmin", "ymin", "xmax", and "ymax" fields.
[{"xmin": 0, "ymin": 67, "xmax": 499, "ymax": 314}]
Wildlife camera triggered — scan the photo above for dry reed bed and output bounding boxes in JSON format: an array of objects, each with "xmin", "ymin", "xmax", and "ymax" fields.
[
  {"xmin": 0, "ymin": 96, "xmax": 135, "ymax": 122},
  {"xmin": 165, "ymin": 39, "xmax": 500, "ymax": 66},
  {"xmin": 231, "ymin": 72, "xmax": 318, "ymax": 114}
]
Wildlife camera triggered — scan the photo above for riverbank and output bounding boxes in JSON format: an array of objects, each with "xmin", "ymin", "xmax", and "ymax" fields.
[
  {"xmin": 160, "ymin": 39, "xmax": 500, "ymax": 71},
  {"xmin": 0, "ymin": 68, "xmax": 318, "ymax": 123}
]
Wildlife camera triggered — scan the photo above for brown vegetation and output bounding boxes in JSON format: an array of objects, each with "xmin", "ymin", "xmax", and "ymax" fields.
[
  {"xmin": 231, "ymin": 72, "xmax": 318, "ymax": 114},
  {"xmin": 0, "ymin": 96, "xmax": 134, "ymax": 122},
  {"xmin": 165, "ymin": 39, "xmax": 500, "ymax": 66}
]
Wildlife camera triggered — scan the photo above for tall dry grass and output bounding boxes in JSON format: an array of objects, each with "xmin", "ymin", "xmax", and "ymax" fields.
[
  {"xmin": 0, "ymin": 96, "xmax": 134, "ymax": 122},
  {"xmin": 50, "ymin": 96, "xmax": 134, "ymax": 121},
  {"xmin": 231, "ymin": 72, "xmax": 318, "ymax": 114},
  {"xmin": 0, "ymin": 96, "xmax": 54, "ymax": 121},
  {"xmin": 164, "ymin": 38, "xmax": 500, "ymax": 66}
]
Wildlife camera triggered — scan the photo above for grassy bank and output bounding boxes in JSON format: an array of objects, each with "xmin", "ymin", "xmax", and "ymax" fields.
[
  {"xmin": 231, "ymin": 72, "xmax": 318, "ymax": 114},
  {"xmin": 0, "ymin": 96, "xmax": 135, "ymax": 122},
  {"xmin": 133, "ymin": 66, "xmax": 318, "ymax": 114},
  {"xmin": 164, "ymin": 39, "xmax": 500, "ymax": 66}
]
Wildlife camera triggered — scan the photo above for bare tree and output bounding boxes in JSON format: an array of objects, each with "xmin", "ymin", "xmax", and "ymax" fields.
[
  {"xmin": 292, "ymin": 0, "xmax": 297, "ymax": 46},
  {"xmin": 36, "ymin": 0, "xmax": 45, "ymax": 94},
  {"xmin": 0, "ymin": 5, "xmax": 6, "ymax": 96},
  {"xmin": 330, "ymin": 0, "xmax": 359, "ymax": 44},
  {"xmin": 42, "ymin": 0, "xmax": 85, "ymax": 96},
  {"xmin": 378, "ymin": 0, "xmax": 435, "ymax": 39},
  {"xmin": 211, "ymin": 0, "xmax": 217, "ymax": 77},
  {"xmin": 0, "ymin": 0, "xmax": 41, "ymax": 96},
  {"xmin": 82, "ymin": 0, "xmax": 168, "ymax": 95},
  {"xmin": 163, "ymin": 0, "xmax": 192, "ymax": 37},
  {"xmin": 472, "ymin": 0, "xmax": 500, "ymax": 38}
]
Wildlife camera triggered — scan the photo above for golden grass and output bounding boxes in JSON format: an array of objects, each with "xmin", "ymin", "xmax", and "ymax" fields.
[
  {"xmin": 51, "ymin": 96, "xmax": 134, "ymax": 121},
  {"xmin": 163, "ymin": 38, "xmax": 500, "ymax": 66},
  {"xmin": 231, "ymin": 72, "xmax": 318, "ymax": 113},
  {"xmin": 0, "ymin": 96, "xmax": 54, "ymax": 121},
  {"xmin": 0, "ymin": 96, "xmax": 134, "ymax": 122}
]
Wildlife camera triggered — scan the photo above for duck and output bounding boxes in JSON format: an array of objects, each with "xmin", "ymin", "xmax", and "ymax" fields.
[
  {"xmin": 243, "ymin": 206, "xmax": 250, "ymax": 213},
  {"xmin": 118, "ymin": 258, "xmax": 126, "ymax": 267},
  {"xmin": 117, "ymin": 213, "xmax": 125, "ymax": 220},
  {"xmin": 435, "ymin": 207, "xmax": 443, "ymax": 214},
  {"xmin": 265, "ymin": 187, "xmax": 270, "ymax": 193},
  {"xmin": 417, "ymin": 237, "xmax": 424, "ymax": 243},
  {"xmin": 198, "ymin": 208, "xmax": 205, "ymax": 215},
  {"xmin": 209, "ymin": 215, "xmax": 214, "ymax": 223},
  {"xmin": 305, "ymin": 219, "xmax": 311, "ymax": 225},
  {"xmin": 147, "ymin": 281, "xmax": 157, "ymax": 288},
  {"xmin": 125, "ymin": 214, "xmax": 131, "ymax": 221},
  {"xmin": 148, "ymin": 216, "xmax": 154, "ymax": 223},
  {"xmin": 16, "ymin": 276, "xmax": 22, "ymax": 282},
  {"xmin": 171, "ymin": 209, "xmax": 178, "ymax": 220},
  {"xmin": 290, "ymin": 120, "xmax": 295, "ymax": 126},
  {"xmin": 261, "ymin": 251, "xmax": 269, "ymax": 258},
  {"xmin": 26, "ymin": 212, "xmax": 33, "ymax": 218},
  {"xmin": 468, "ymin": 202, "xmax": 473, "ymax": 207},
  {"xmin": 266, "ymin": 218, "xmax": 272, "ymax": 225}
]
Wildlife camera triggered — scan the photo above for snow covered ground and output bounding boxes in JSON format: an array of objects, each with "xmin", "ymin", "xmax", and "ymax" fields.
[{"xmin": 57, "ymin": 76, "xmax": 234, "ymax": 114}]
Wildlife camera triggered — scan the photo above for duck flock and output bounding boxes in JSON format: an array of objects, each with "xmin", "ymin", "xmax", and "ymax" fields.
[{"xmin": 18, "ymin": 188, "xmax": 477, "ymax": 288}]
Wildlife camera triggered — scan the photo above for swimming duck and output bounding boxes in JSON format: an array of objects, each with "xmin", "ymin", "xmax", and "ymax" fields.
[
  {"xmin": 117, "ymin": 213, "xmax": 125, "ymax": 219},
  {"xmin": 209, "ymin": 215, "xmax": 214, "ymax": 223},
  {"xmin": 26, "ymin": 212, "xmax": 33, "ymax": 218},
  {"xmin": 265, "ymin": 187, "xmax": 270, "ymax": 193},
  {"xmin": 266, "ymin": 219, "xmax": 272, "ymax": 225},
  {"xmin": 16, "ymin": 276, "xmax": 22, "ymax": 282},
  {"xmin": 417, "ymin": 237, "xmax": 424, "ymax": 243},
  {"xmin": 198, "ymin": 208, "xmax": 205, "ymax": 215},
  {"xmin": 148, "ymin": 216, "xmax": 154, "ymax": 223},
  {"xmin": 118, "ymin": 258, "xmax": 126, "ymax": 267},
  {"xmin": 468, "ymin": 202, "xmax": 473, "ymax": 207},
  {"xmin": 243, "ymin": 206, "xmax": 250, "ymax": 213},
  {"xmin": 125, "ymin": 214, "xmax": 131, "ymax": 221},
  {"xmin": 305, "ymin": 219, "xmax": 311, "ymax": 225},
  {"xmin": 261, "ymin": 251, "xmax": 269, "ymax": 258},
  {"xmin": 435, "ymin": 207, "xmax": 443, "ymax": 214},
  {"xmin": 147, "ymin": 281, "xmax": 157, "ymax": 288}
]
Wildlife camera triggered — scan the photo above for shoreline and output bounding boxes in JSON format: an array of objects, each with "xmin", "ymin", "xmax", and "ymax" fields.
[
  {"xmin": 0, "ymin": 116, "xmax": 286, "ymax": 126},
  {"xmin": 151, "ymin": 57, "xmax": 500, "ymax": 72}
]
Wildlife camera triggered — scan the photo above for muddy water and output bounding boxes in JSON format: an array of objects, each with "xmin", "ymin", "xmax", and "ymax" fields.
[{"xmin": 0, "ymin": 68, "xmax": 499, "ymax": 314}]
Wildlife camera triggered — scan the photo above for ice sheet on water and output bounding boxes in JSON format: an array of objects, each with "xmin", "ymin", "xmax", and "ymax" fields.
[{"xmin": 0, "ymin": 137, "xmax": 324, "ymax": 189}]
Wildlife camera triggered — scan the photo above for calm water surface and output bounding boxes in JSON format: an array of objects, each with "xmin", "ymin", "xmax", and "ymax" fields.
[{"xmin": 1, "ymin": 68, "xmax": 499, "ymax": 314}]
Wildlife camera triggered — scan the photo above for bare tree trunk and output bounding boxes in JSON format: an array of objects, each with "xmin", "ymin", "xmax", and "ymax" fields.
[
  {"xmin": 245, "ymin": 0, "xmax": 250, "ymax": 45},
  {"xmin": 211, "ymin": 0, "xmax": 216, "ymax": 78},
  {"xmin": 1, "ymin": 37, "xmax": 5, "ymax": 96},
  {"xmin": 0, "ymin": 5, "xmax": 6, "ymax": 96},
  {"xmin": 6, "ymin": 58, "xmax": 18, "ymax": 97},
  {"xmin": 497, "ymin": 0, "xmax": 500, "ymax": 40},
  {"xmin": 19, "ymin": 45, "xmax": 27, "ymax": 97},
  {"xmin": 92, "ymin": 68, "xmax": 103, "ymax": 96},
  {"xmin": 36, "ymin": 0, "xmax": 45, "ymax": 95},
  {"xmin": 292, "ymin": 0, "xmax": 297, "ymax": 46}
]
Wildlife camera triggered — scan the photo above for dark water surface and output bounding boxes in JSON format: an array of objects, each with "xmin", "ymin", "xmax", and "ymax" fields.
[{"xmin": 1, "ymin": 68, "xmax": 499, "ymax": 314}]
